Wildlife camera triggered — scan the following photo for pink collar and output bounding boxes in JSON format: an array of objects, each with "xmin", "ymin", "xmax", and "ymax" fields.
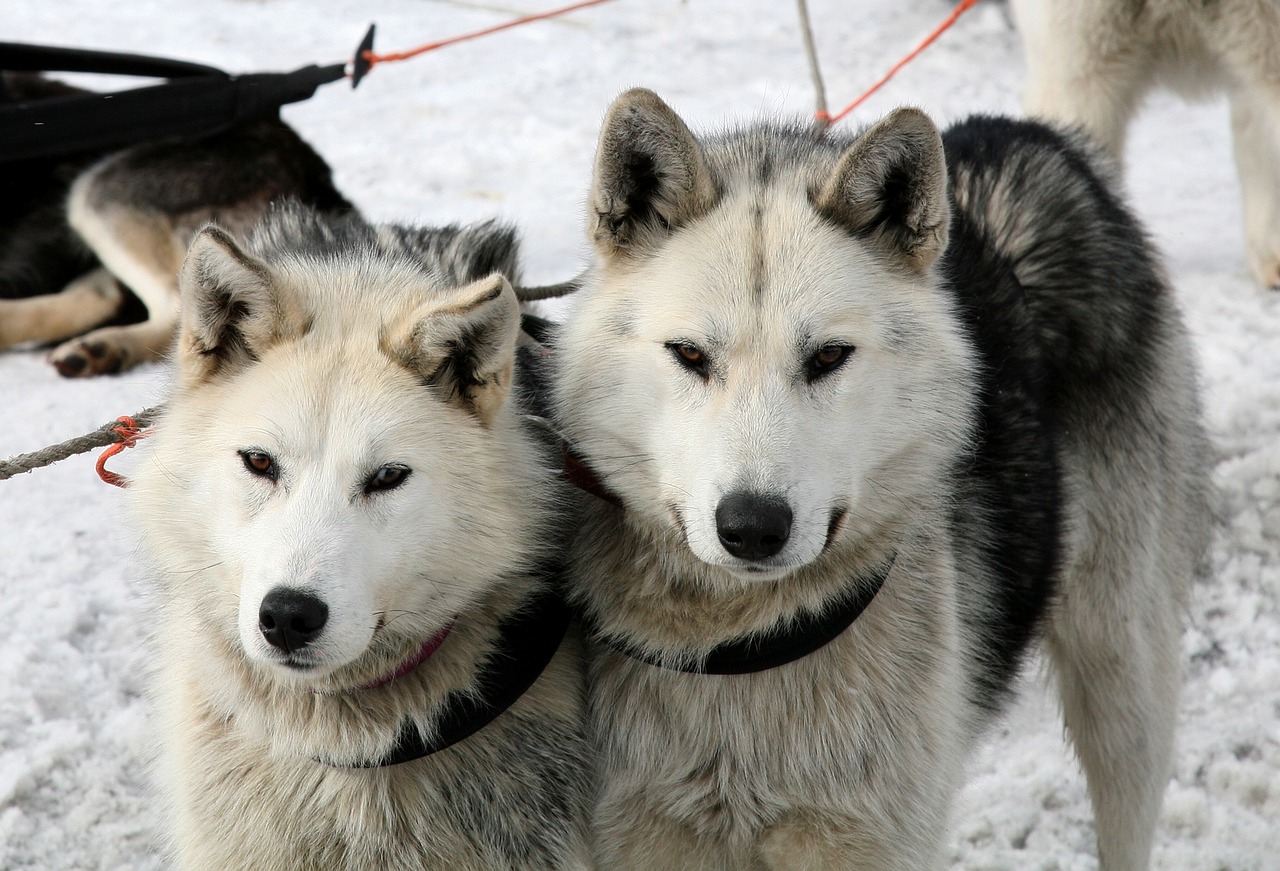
[{"xmin": 353, "ymin": 621, "xmax": 455, "ymax": 691}]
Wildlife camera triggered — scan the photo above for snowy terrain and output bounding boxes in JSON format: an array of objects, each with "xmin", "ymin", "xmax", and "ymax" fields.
[{"xmin": 2, "ymin": 1, "xmax": 1278, "ymax": 868}]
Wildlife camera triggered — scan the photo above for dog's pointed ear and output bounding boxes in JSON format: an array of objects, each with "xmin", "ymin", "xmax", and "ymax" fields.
[
  {"xmin": 177, "ymin": 226, "xmax": 290, "ymax": 384},
  {"xmin": 590, "ymin": 88, "xmax": 716, "ymax": 257},
  {"xmin": 391, "ymin": 274, "xmax": 521, "ymax": 426},
  {"xmin": 816, "ymin": 107, "xmax": 950, "ymax": 273}
]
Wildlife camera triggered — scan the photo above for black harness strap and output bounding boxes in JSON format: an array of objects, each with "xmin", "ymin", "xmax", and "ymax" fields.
[
  {"xmin": 0, "ymin": 36, "xmax": 372, "ymax": 163},
  {"xmin": 1, "ymin": 42, "xmax": 227, "ymax": 79},
  {"xmin": 586, "ymin": 554, "xmax": 896, "ymax": 675}
]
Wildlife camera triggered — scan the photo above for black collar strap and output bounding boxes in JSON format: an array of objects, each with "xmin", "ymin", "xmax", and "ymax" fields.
[
  {"xmin": 587, "ymin": 554, "xmax": 895, "ymax": 675},
  {"xmin": 338, "ymin": 580, "xmax": 571, "ymax": 768}
]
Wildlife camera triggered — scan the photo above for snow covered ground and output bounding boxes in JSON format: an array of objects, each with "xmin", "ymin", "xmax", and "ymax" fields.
[{"xmin": 2, "ymin": 1, "xmax": 1278, "ymax": 868}]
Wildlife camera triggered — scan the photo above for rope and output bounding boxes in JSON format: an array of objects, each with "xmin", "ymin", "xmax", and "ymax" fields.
[
  {"xmin": 360, "ymin": 0, "xmax": 617, "ymax": 75},
  {"xmin": 794, "ymin": 0, "xmax": 829, "ymax": 123},
  {"xmin": 816, "ymin": 0, "xmax": 982, "ymax": 126},
  {"xmin": 0, "ymin": 407, "xmax": 158, "ymax": 483}
]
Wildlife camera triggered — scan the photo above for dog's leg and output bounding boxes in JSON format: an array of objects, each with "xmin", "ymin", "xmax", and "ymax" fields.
[
  {"xmin": 1011, "ymin": 0, "xmax": 1147, "ymax": 161},
  {"xmin": 1229, "ymin": 86, "xmax": 1280, "ymax": 288},
  {"xmin": 0, "ymin": 267, "xmax": 124, "ymax": 350},
  {"xmin": 758, "ymin": 809, "xmax": 940, "ymax": 871},
  {"xmin": 50, "ymin": 183, "xmax": 185, "ymax": 376},
  {"xmin": 1046, "ymin": 480, "xmax": 1187, "ymax": 871},
  {"xmin": 593, "ymin": 801, "xmax": 735, "ymax": 871}
]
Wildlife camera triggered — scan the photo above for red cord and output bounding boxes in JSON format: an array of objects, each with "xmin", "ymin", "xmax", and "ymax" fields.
[
  {"xmin": 361, "ymin": 0, "xmax": 617, "ymax": 73},
  {"xmin": 96, "ymin": 416, "xmax": 150, "ymax": 489},
  {"xmin": 822, "ymin": 0, "xmax": 982, "ymax": 126}
]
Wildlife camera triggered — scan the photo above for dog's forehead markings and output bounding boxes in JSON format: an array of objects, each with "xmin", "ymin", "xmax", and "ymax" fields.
[{"xmin": 749, "ymin": 197, "xmax": 768, "ymax": 302}]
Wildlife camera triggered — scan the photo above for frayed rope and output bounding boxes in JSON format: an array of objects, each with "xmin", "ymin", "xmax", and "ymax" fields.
[{"xmin": 0, "ymin": 407, "xmax": 159, "ymax": 484}]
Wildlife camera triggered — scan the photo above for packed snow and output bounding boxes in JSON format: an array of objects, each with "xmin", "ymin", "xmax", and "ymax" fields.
[{"xmin": 2, "ymin": 1, "xmax": 1277, "ymax": 868}]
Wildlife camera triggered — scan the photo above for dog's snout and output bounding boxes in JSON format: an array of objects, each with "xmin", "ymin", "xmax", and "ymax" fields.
[
  {"xmin": 715, "ymin": 492, "xmax": 793, "ymax": 561},
  {"xmin": 258, "ymin": 587, "xmax": 329, "ymax": 652}
]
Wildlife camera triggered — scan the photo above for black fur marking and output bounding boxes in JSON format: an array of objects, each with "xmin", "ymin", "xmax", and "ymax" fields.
[
  {"xmin": 601, "ymin": 150, "xmax": 671, "ymax": 246},
  {"xmin": 427, "ymin": 324, "xmax": 488, "ymax": 403},
  {"xmin": 939, "ymin": 115, "xmax": 1172, "ymax": 708},
  {"xmin": 196, "ymin": 293, "xmax": 259, "ymax": 366},
  {"xmin": 251, "ymin": 207, "xmax": 520, "ymax": 291}
]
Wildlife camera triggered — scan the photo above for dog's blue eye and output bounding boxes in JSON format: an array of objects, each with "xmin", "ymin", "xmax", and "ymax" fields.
[
  {"xmin": 239, "ymin": 449, "xmax": 278, "ymax": 481},
  {"xmin": 806, "ymin": 344, "xmax": 854, "ymax": 380},
  {"xmin": 666, "ymin": 341, "xmax": 710, "ymax": 378},
  {"xmin": 365, "ymin": 465, "xmax": 411, "ymax": 495}
]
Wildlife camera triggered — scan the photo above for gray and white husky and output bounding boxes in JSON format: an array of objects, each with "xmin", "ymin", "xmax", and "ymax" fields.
[
  {"xmin": 128, "ymin": 206, "xmax": 592, "ymax": 870},
  {"xmin": 1011, "ymin": 0, "xmax": 1280, "ymax": 288},
  {"xmin": 552, "ymin": 89, "xmax": 1211, "ymax": 870}
]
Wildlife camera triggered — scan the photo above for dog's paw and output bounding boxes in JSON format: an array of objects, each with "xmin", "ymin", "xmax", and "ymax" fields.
[
  {"xmin": 49, "ymin": 338, "xmax": 127, "ymax": 377},
  {"xmin": 1255, "ymin": 259, "xmax": 1280, "ymax": 291},
  {"xmin": 1245, "ymin": 240, "xmax": 1280, "ymax": 290}
]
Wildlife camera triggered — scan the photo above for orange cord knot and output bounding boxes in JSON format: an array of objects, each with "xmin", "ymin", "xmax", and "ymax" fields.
[{"xmin": 96, "ymin": 415, "xmax": 150, "ymax": 489}]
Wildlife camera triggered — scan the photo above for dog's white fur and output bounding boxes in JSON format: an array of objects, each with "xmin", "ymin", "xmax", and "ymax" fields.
[
  {"xmin": 129, "ymin": 214, "xmax": 591, "ymax": 870},
  {"xmin": 1012, "ymin": 0, "xmax": 1280, "ymax": 287}
]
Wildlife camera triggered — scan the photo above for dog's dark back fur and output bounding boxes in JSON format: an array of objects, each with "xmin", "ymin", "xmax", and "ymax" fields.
[
  {"xmin": 0, "ymin": 74, "xmax": 101, "ymax": 298},
  {"xmin": 0, "ymin": 72, "xmax": 351, "ymax": 300},
  {"xmin": 941, "ymin": 116, "xmax": 1201, "ymax": 709}
]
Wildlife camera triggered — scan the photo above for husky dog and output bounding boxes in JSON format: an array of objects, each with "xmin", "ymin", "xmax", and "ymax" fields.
[
  {"xmin": 1010, "ymin": 0, "xmax": 1280, "ymax": 288},
  {"xmin": 127, "ymin": 206, "xmax": 592, "ymax": 870},
  {"xmin": 552, "ymin": 89, "xmax": 1211, "ymax": 870},
  {"xmin": 0, "ymin": 72, "xmax": 351, "ymax": 376}
]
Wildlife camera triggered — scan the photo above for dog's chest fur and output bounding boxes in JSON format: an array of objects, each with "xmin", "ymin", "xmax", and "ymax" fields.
[{"xmin": 578, "ymin": 518, "xmax": 973, "ymax": 843}]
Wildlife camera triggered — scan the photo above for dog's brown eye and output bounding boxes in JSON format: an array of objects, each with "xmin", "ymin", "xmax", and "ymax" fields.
[
  {"xmin": 807, "ymin": 344, "xmax": 853, "ymax": 380},
  {"xmin": 666, "ymin": 341, "xmax": 710, "ymax": 378},
  {"xmin": 240, "ymin": 450, "xmax": 277, "ymax": 480},
  {"xmin": 364, "ymin": 464, "xmax": 411, "ymax": 495},
  {"xmin": 675, "ymin": 344, "xmax": 703, "ymax": 364}
]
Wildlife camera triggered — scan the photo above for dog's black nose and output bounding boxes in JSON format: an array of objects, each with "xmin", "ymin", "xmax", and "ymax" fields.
[
  {"xmin": 715, "ymin": 491, "xmax": 793, "ymax": 561},
  {"xmin": 259, "ymin": 587, "xmax": 329, "ymax": 652}
]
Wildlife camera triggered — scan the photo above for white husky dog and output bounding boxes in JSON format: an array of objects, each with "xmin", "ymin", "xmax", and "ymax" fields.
[
  {"xmin": 552, "ymin": 89, "xmax": 1210, "ymax": 870},
  {"xmin": 1011, "ymin": 0, "xmax": 1280, "ymax": 288},
  {"xmin": 128, "ymin": 206, "xmax": 592, "ymax": 870}
]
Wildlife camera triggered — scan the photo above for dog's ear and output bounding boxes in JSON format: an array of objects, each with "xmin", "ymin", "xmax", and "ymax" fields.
[
  {"xmin": 177, "ymin": 226, "xmax": 291, "ymax": 385},
  {"xmin": 816, "ymin": 107, "xmax": 950, "ymax": 273},
  {"xmin": 590, "ymin": 88, "xmax": 716, "ymax": 257},
  {"xmin": 391, "ymin": 274, "xmax": 521, "ymax": 426}
]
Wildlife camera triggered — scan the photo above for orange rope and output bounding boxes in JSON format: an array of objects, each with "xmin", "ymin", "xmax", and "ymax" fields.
[
  {"xmin": 95, "ymin": 416, "xmax": 150, "ymax": 489},
  {"xmin": 818, "ymin": 0, "xmax": 982, "ymax": 126},
  {"xmin": 362, "ymin": 0, "xmax": 617, "ymax": 72}
]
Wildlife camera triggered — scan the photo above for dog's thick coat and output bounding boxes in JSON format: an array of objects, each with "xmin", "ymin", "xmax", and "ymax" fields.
[
  {"xmin": 129, "ymin": 207, "xmax": 592, "ymax": 870},
  {"xmin": 1011, "ymin": 0, "xmax": 1280, "ymax": 288},
  {"xmin": 0, "ymin": 72, "xmax": 351, "ymax": 376},
  {"xmin": 553, "ymin": 89, "xmax": 1210, "ymax": 870}
]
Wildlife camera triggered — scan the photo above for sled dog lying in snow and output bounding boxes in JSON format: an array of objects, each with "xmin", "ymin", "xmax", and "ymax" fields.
[
  {"xmin": 1011, "ymin": 0, "xmax": 1280, "ymax": 288},
  {"xmin": 129, "ymin": 206, "xmax": 592, "ymax": 870},
  {"xmin": 0, "ymin": 72, "xmax": 351, "ymax": 377},
  {"xmin": 552, "ymin": 89, "xmax": 1211, "ymax": 870}
]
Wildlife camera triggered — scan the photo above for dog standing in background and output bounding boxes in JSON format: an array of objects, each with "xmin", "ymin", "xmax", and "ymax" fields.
[
  {"xmin": 128, "ymin": 205, "xmax": 593, "ymax": 870},
  {"xmin": 0, "ymin": 72, "xmax": 351, "ymax": 376},
  {"xmin": 552, "ymin": 88, "xmax": 1210, "ymax": 870},
  {"xmin": 1011, "ymin": 0, "xmax": 1280, "ymax": 288}
]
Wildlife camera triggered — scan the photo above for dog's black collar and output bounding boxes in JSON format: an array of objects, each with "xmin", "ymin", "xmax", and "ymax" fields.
[
  {"xmin": 585, "ymin": 554, "xmax": 895, "ymax": 675},
  {"xmin": 336, "ymin": 581, "xmax": 571, "ymax": 768}
]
